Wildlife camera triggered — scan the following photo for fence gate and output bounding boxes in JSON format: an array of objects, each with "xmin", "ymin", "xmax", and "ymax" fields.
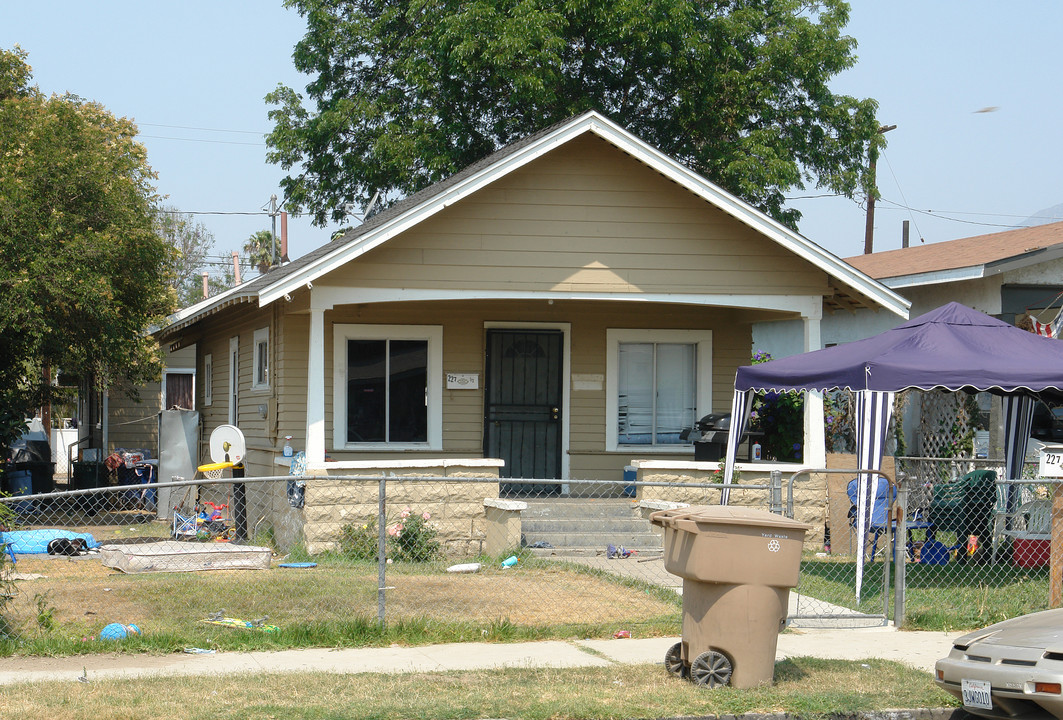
[{"xmin": 786, "ymin": 468, "xmax": 897, "ymax": 628}]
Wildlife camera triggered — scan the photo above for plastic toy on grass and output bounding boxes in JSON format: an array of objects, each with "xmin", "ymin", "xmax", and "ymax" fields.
[
  {"xmin": 201, "ymin": 610, "xmax": 279, "ymax": 633},
  {"xmin": 100, "ymin": 623, "xmax": 140, "ymax": 640}
]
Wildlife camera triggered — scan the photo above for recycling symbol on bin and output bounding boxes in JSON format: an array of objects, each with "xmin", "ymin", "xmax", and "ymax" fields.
[{"xmin": 767, "ymin": 539, "xmax": 781, "ymax": 553}]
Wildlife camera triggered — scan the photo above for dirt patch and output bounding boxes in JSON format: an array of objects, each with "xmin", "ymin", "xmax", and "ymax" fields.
[{"xmin": 3, "ymin": 555, "xmax": 678, "ymax": 634}]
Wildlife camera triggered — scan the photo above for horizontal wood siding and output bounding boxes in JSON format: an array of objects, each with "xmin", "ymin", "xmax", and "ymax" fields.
[
  {"xmin": 321, "ymin": 134, "xmax": 829, "ymax": 297},
  {"xmin": 107, "ymin": 381, "xmax": 161, "ymax": 454},
  {"xmin": 312, "ymin": 299, "xmax": 755, "ymax": 480},
  {"xmin": 191, "ymin": 303, "xmax": 277, "ymax": 477}
]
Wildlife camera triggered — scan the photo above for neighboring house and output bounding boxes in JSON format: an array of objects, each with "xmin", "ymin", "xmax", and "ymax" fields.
[
  {"xmin": 95, "ymin": 344, "xmax": 197, "ymax": 463},
  {"xmin": 154, "ymin": 111, "xmax": 907, "ymax": 494},
  {"xmin": 753, "ymin": 221, "xmax": 1063, "ymax": 457},
  {"xmin": 756, "ymin": 222, "xmax": 1063, "ymax": 357}
]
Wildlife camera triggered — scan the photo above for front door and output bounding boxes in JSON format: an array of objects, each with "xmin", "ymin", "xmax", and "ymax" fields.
[{"xmin": 485, "ymin": 329, "xmax": 563, "ymax": 497}]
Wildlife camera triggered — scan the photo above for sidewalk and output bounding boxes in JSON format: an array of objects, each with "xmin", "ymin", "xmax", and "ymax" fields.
[{"xmin": 0, "ymin": 625, "xmax": 955, "ymax": 685}]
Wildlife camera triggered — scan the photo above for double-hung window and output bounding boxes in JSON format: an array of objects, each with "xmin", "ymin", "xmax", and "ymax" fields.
[
  {"xmin": 333, "ymin": 324, "xmax": 442, "ymax": 449},
  {"xmin": 202, "ymin": 353, "xmax": 213, "ymax": 406},
  {"xmin": 606, "ymin": 329, "xmax": 711, "ymax": 451},
  {"xmin": 252, "ymin": 327, "xmax": 269, "ymax": 390}
]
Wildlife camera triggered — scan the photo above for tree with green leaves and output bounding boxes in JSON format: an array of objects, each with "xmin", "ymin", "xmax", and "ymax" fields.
[
  {"xmin": 155, "ymin": 206, "xmax": 224, "ymax": 308},
  {"xmin": 0, "ymin": 46, "xmax": 176, "ymax": 450},
  {"xmin": 267, "ymin": 0, "xmax": 881, "ymax": 229}
]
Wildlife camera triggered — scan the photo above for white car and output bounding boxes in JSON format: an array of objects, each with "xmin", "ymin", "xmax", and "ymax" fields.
[{"xmin": 936, "ymin": 609, "xmax": 1063, "ymax": 720}]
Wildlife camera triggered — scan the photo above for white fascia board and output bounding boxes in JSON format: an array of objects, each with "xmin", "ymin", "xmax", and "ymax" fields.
[
  {"xmin": 315, "ymin": 284, "xmax": 822, "ymax": 316},
  {"xmin": 583, "ymin": 117, "xmax": 910, "ymax": 320},
  {"xmin": 879, "ymin": 265, "xmax": 986, "ymax": 289}
]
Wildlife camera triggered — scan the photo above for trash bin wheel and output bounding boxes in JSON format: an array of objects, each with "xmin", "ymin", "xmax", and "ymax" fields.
[
  {"xmin": 690, "ymin": 650, "xmax": 732, "ymax": 688},
  {"xmin": 664, "ymin": 642, "xmax": 687, "ymax": 678}
]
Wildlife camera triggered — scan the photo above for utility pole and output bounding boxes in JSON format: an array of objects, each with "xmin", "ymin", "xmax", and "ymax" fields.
[
  {"xmin": 863, "ymin": 124, "xmax": 897, "ymax": 255},
  {"xmin": 269, "ymin": 194, "xmax": 279, "ymax": 268}
]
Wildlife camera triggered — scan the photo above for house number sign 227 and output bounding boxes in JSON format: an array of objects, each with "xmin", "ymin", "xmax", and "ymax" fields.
[
  {"xmin": 1039, "ymin": 445, "xmax": 1063, "ymax": 477},
  {"xmin": 446, "ymin": 373, "xmax": 479, "ymax": 390}
]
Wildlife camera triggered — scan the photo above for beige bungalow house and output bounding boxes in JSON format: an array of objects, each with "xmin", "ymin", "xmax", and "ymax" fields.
[{"xmin": 156, "ymin": 111, "xmax": 908, "ymax": 500}]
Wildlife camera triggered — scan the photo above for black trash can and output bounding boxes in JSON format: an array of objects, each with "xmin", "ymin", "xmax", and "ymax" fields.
[
  {"xmin": 16, "ymin": 461, "xmax": 55, "ymax": 496},
  {"xmin": 72, "ymin": 461, "xmax": 107, "ymax": 515},
  {"xmin": 2, "ymin": 464, "xmax": 35, "ymax": 513}
]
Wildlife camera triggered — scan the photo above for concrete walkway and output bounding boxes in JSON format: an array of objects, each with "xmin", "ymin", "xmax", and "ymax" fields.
[{"xmin": 0, "ymin": 625, "xmax": 955, "ymax": 685}]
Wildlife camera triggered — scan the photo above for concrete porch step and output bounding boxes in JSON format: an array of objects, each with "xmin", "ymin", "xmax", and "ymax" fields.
[{"xmin": 516, "ymin": 497, "xmax": 663, "ymax": 556}]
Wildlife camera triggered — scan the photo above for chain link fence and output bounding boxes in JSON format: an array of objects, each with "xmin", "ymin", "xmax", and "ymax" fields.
[
  {"xmin": 0, "ymin": 473, "xmax": 751, "ymax": 647},
  {"xmin": 1, "ymin": 461, "xmax": 1058, "ymax": 648},
  {"xmin": 892, "ymin": 457, "xmax": 1058, "ymax": 629}
]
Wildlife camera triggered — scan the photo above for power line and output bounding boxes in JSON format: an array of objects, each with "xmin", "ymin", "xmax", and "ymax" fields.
[
  {"xmin": 880, "ymin": 151, "xmax": 923, "ymax": 241},
  {"xmin": 157, "ymin": 209, "xmax": 270, "ymax": 216},
  {"xmin": 137, "ymin": 122, "xmax": 266, "ymax": 135},
  {"xmin": 876, "ymin": 199, "xmax": 1032, "ymax": 230},
  {"xmin": 139, "ymin": 133, "xmax": 265, "ymax": 147}
]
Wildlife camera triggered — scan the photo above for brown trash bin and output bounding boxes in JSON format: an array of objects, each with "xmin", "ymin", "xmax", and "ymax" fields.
[{"xmin": 650, "ymin": 505, "xmax": 810, "ymax": 689}]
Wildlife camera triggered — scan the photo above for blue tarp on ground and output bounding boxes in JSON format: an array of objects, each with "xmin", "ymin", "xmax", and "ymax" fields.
[{"xmin": 1, "ymin": 529, "xmax": 100, "ymax": 555}]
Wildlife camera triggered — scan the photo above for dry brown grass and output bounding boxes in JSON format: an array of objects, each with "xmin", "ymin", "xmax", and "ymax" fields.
[
  {"xmin": 0, "ymin": 657, "xmax": 956, "ymax": 720},
  {"xmin": 5, "ymin": 553, "xmax": 678, "ymax": 639}
]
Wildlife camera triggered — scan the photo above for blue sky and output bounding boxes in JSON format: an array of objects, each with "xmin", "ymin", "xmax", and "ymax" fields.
[{"xmin": 3, "ymin": 1, "xmax": 1061, "ymax": 275}]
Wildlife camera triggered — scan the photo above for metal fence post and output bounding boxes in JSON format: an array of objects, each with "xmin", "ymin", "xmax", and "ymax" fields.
[
  {"xmin": 894, "ymin": 478, "xmax": 908, "ymax": 627},
  {"xmin": 770, "ymin": 470, "xmax": 783, "ymax": 515},
  {"xmin": 378, "ymin": 475, "xmax": 387, "ymax": 628}
]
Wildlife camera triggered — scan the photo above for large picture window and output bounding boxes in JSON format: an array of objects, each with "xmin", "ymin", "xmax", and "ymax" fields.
[
  {"xmin": 333, "ymin": 325, "xmax": 442, "ymax": 449},
  {"xmin": 606, "ymin": 329, "xmax": 711, "ymax": 451},
  {"xmin": 346, "ymin": 339, "xmax": 427, "ymax": 443}
]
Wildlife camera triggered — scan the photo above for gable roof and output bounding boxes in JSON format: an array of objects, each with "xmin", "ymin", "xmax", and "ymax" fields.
[
  {"xmin": 159, "ymin": 111, "xmax": 908, "ymax": 336},
  {"xmin": 845, "ymin": 221, "xmax": 1063, "ymax": 288}
]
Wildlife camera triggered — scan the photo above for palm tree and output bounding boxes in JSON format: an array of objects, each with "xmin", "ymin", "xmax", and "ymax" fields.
[{"xmin": 243, "ymin": 230, "xmax": 278, "ymax": 274}]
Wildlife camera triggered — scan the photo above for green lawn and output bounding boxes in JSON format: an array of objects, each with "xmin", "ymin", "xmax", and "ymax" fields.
[
  {"xmin": 0, "ymin": 657, "xmax": 955, "ymax": 720},
  {"xmin": 798, "ymin": 555, "xmax": 1050, "ymax": 630}
]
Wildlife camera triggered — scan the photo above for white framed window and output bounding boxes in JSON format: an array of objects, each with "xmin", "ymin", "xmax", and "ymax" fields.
[
  {"xmin": 332, "ymin": 324, "xmax": 443, "ymax": 450},
  {"xmin": 228, "ymin": 336, "xmax": 239, "ymax": 425},
  {"xmin": 605, "ymin": 329, "xmax": 712, "ymax": 452},
  {"xmin": 162, "ymin": 370, "xmax": 195, "ymax": 411},
  {"xmin": 252, "ymin": 326, "xmax": 269, "ymax": 391},
  {"xmin": 202, "ymin": 353, "xmax": 213, "ymax": 406}
]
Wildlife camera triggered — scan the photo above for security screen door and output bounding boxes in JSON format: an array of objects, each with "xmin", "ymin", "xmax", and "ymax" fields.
[{"xmin": 484, "ymin": 329, "xmax": 563, "ymax": 497}]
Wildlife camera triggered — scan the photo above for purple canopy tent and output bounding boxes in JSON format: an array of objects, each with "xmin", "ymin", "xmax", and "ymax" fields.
[{"xmin": 722, "ymin": 302, "xmax": 1063, "ymax": 597}]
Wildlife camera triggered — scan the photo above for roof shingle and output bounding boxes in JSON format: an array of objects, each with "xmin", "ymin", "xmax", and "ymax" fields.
[{"xmin": 845, "ymin": 221, "xmax": 1063, "ymax": 279}]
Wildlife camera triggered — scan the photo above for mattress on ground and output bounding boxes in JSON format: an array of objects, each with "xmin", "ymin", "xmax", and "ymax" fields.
[{"xmin": 99, "ymin": 541, "xmax": 272, "ymax": 573}]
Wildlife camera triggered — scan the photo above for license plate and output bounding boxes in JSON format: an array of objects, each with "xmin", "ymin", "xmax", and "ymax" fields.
[{"xmin": 962, "ymin": 679, "xmax": 993, "ymax": 710}]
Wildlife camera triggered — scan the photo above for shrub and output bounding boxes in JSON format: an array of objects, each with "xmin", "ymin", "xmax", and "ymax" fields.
[
  {"xmin": 387, "ymin": 508, "xmax": 441, "ymax": 562},
  {"xmin": 338, "ymin": 517, "xmax": 380, "ymax": 561}
]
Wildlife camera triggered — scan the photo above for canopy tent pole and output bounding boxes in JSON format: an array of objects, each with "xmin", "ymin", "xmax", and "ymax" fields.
[
  {"xmin": 1003, "ymin": 395, "xmax": 1034, "ymax": 484},
  {"xmin": 722, "ymin": 389, "xmax": 753, "ymax": 505},
  {"xmin": 1002, "ymin": 395, "xmax": 1035, "ymax": 535},
  {"xmin": 853, "ymin": 389, "xmax": 894, "ymax": 601}
]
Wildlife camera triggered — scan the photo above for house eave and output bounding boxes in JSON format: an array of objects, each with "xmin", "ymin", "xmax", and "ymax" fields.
[
  {"xmin": 154, "ymin": 286, "xmax": 259, "ymax": 339},
  {"xmin": 254, "ymin": 111, "xmax": 909, "ymax": 320},
  {"xmin": 880, "ymin": 265, "xmax": 987, "ymax": 289}
]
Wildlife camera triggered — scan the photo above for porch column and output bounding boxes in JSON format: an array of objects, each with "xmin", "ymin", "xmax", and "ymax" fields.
[
  {"xmin": 803, "ymin": 305, "xmax": 826, "ymax": 466},
  {"xmin": 306, "ymin": 305, "xmax": 326, "ymax": 464}
]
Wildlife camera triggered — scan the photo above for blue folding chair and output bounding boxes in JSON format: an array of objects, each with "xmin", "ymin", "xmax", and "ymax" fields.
[{"xmin": 848, "ymin": 477, "xmax": 896, "ymax": 559}]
